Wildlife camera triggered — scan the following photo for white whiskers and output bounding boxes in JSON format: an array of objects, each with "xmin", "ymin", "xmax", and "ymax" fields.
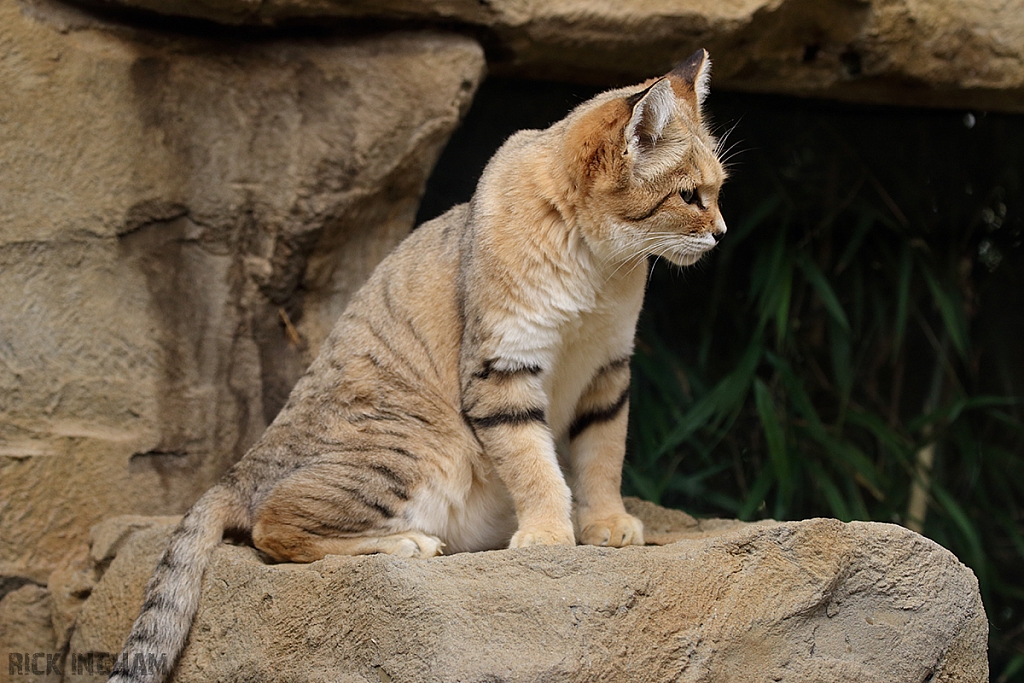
[
  {"xmin": 602, "ymin": 228, "xmax": 715, "ymax": 282},
  {"xmin": 713, "ymin": 118, "xmax": 745, "ymax": 173}
]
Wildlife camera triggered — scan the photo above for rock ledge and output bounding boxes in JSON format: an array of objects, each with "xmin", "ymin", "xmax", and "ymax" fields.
[
  {"xmin": 63, "ymin": 499, "xmax": 988, "ymax": 682},
  {"xmin": 59, "ymin": 0, "xmax": 1024, "ymax": 112}
]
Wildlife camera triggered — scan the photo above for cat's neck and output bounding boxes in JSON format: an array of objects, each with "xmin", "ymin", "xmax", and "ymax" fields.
[
  {"xmin": 473, "ymin": 129, "xmax": 638, "ymax": 295},
  {"xmin": 468, "ymin": 142, "xmax": 643, "ymax": 327}
]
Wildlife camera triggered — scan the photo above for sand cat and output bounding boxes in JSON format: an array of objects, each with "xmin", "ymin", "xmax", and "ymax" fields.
[{"xmin": 110, "ymin": 48, "xmax": 727, "ymax": 683}]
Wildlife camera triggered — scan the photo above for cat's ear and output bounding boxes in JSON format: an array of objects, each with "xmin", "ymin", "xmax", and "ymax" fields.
[
  {"xmin": 668, "ymin": 48, "xmax": 712, "ymax": 111},
  {"xmin": 623, "ymin": 78, "xmax": 676, "ymax": 159}
]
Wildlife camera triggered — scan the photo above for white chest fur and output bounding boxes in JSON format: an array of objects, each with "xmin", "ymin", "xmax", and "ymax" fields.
[{"xmin": 546, "ymin": 267, "xmax": 646, "ymax": 438}]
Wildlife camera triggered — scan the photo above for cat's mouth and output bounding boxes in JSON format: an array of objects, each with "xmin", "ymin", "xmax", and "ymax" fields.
[{"xmin": 656, "ymin": 233, "xmax": 718, "ymax": 267}]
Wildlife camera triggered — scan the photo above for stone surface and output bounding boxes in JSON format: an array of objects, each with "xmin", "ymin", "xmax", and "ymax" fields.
[
  {"xmin": 0, "ymin": 0, "xmax": 484, "ymax": 590},
  {"xmin": 0, "ymin": 585, "xmax": 60, "ymax": 683},
  {"xmin": 47, "ymin": 559, "xmax": 95, "ymax": 653},
  {"xmin": 68, "ymin": 500, "xmax": 987, "ymax": 682},
  {"xmin": 68, "ymin": 0, "xmax": 1024, "ymax": 112}
]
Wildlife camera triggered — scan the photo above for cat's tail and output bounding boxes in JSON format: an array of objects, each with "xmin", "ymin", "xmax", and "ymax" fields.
[{"xmin": 108, "ymin": 485, "xmax": 249, "ymax": 683}]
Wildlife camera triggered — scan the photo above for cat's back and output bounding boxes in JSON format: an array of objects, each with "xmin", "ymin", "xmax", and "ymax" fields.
[
  {"xmin": 314, "ymin": 202, "xmax": 467, "ymax": 392},
  {"xmin": 253, "ymin": 204, "xmax": 472, "ymax": 460}
]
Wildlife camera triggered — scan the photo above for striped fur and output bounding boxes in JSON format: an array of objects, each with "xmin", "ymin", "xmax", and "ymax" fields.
[{"xmin": 110, "ymin": 48, "xmax": 726, "ymax": 683}]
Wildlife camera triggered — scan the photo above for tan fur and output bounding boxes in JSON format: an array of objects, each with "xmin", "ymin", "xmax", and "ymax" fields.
[{"xmin": 109, "ymin": 49, "xmax": 727, "ymax": 683}]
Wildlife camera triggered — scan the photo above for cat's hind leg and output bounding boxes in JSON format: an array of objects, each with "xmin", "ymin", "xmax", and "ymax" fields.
[
  {"xmin": 253, "ymin": 521, "xmax": 443, "ymax": 561},
  {"xmin": 250, "ymin": 464, "xmax": 443, "ymax": 562}
]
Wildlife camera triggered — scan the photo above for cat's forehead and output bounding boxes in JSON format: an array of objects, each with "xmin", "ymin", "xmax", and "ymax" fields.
[{"xmin": 573, "ymin": 80, "xmax": 716, "ymax": 147}]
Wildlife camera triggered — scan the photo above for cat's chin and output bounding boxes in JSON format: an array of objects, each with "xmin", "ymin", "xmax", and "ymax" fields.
[
  {"xmin": 662, "ymin": 249, "xmax": 708, "ymax": 267},
  {"xmin": 656, "ymin": 234, "xmax": 718, "ymax": 267}
]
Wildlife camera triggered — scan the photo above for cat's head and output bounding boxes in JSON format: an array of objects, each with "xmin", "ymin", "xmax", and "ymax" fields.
[{"xmin": 563, "ymin": 49, "xmax": 728, "ymax": 268}]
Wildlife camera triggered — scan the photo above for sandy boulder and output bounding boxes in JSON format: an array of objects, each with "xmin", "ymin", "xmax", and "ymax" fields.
[{"xmin": 66, "ymin": 499, "xmax": 988, "ymax": 682}]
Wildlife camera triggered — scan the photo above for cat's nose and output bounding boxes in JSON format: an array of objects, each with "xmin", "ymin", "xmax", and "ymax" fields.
[{"xmin": 712, "ymin": 214, "xmax": 727, "ymax": 243}]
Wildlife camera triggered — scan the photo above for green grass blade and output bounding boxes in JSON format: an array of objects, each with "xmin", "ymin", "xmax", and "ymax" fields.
[
  {"xmin": 930, "ymin": 482, "xmax": 987, "ymax": 575},
  {"xmin": 907, "ymin": 395, "xmax": 1019, "ymax": 433},
  {"xmin": 651, "ymin": 337, "xmax": 763, "ymax": 459},
  {"xmin": 835, "ymin": 213, "xmax": 873, "ymax": 274},
  {"xmin": 829, "ymin": 318, "xmax": 854, "ymax": 407},
  {"xmin": 727, "ymin": 194, "xmax": 785, "ymax": 247},
  {"xmin": 797, "ymin": 251, "xmax": 850, "ymax": 331},
  {"xmin": 773, "ymin": 261, "xmax": 794, "ymax": 348},
  {"xmin": 921, "ymin": 268, "xmax": 969, "ymax": 358},
  {"xmin": 806, "ymin": 460, "xmax": 853, "ymax": 521},
  {"xmin": 997, "ymin": 653, "xmax": 1024, "ymax": 683},
  {"xmin": 766, "ymin": 352, "xmax": 824, "ymax": 429},
  {"xmin": 802, "ymin": 427, "xmax": 886, "ymax": 497},
  {"xmin": 893, "ymin": 246, "xmax": 913, "ymax": 353},
  {"xmin": 754, "ymin": 379, "xmax": 791, "ymax": 513},
  {"xmin": 752, "ymin": 233, "xmax": 794, "ymax": 348},
  {"xmin": 845, "ymin": 409, "xmax": 914, "ymax": 463},
  {"xmin": 624, "ymin": 466, "xmax": 662, "ymax": 505}
]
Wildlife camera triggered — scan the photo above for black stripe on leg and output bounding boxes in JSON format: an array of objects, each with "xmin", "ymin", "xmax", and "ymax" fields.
[
  {"xmin": 383, "ymin": 446, "xmax": 418, "ymax": 460},
  {"xmin": 292, "ymin": 512, "xmax": 371, "ymax": 536},
  {"xmin": 467, "ymin": 407, "xmax": 546, "ymax": 429},
  {"xmin": 596, "ymin": 356, "xmax": 631, "ymax": 377},
  {"xmin": 461, "ymin": 410, "xmax": 480, "ymax": 441},
  {"xmin": 569, "ymin": 388, "xmax": 630, "ymax": 441},
  {"xmin": 370, "ymin": 463, "xmax": 410, "ymax": 487},
  {"xmin": 472, "ymin": 359, "xmax": 543, "ymax": 381},
  {"xmin": 339, "ymin": 487, "xmax": 396, "ymax": 519},
  {"xmin": 370, "ymin": 465, "xmax": 411, "ymax": 501}
]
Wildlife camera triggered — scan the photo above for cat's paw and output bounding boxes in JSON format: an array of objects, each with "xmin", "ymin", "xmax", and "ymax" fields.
[
  {"xmin": 579, "ymin": 513, "xmax": 645, "ymax": 547},
  {"xmin": 388, "ymin": 532, "xmax": 445, "ymax": 558},
  {"xmin": 509, "ymin": 525, "xmax": 576, "ymax": 548}
]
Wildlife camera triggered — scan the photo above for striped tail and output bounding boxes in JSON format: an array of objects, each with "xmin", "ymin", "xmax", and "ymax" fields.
[{"xmin": 108, "ymin": 485, "xmax": 247, "ymax": 683}]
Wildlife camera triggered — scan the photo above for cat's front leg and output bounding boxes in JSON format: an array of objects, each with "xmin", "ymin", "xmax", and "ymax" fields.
[
  {"xmin": 569, "ymin": 358, "xmax": 645, "ymax": 547},
  {"xmin": 462, "ymin": 358, "xmax": 575, "ymax": 547}
]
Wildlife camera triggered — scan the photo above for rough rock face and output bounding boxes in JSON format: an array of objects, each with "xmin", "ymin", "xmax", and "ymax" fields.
[
  {"xmin": 63, "ymin": 499, "xmax": 988, "ymax": 682},
  {"xmin": 0, "ymin": 585, "xmax": 61, "ymax": 683},
  {"xmin": 0, "ymin": 0, "xmax": 485, "ymax": 588},
  {"xmin": 69, "ymin": 0, "xmax": 1024, "ymax": 112}
]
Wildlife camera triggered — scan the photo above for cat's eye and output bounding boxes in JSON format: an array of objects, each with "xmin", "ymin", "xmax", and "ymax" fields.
[{"xmin": 680, "ymin": 188, "xmax": 699, "ymax": 205}]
